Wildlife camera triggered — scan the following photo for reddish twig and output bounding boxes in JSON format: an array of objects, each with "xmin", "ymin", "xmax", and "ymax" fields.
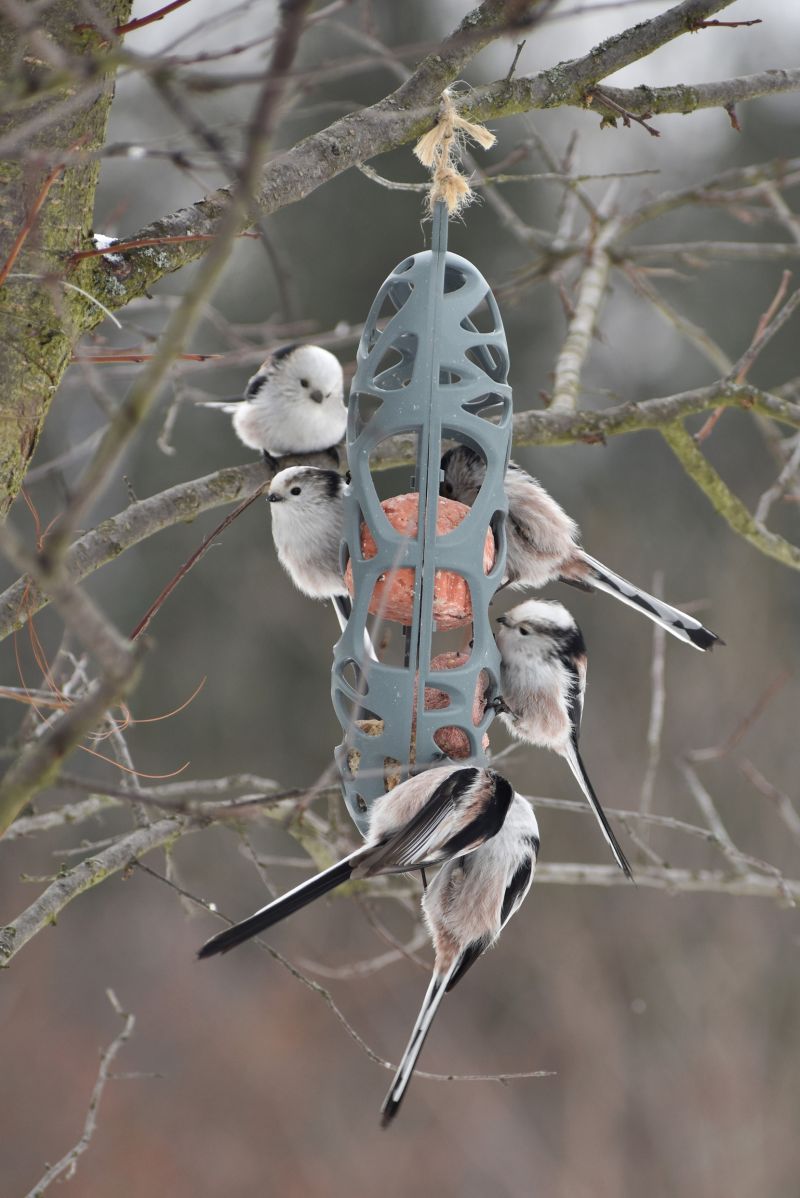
[
  {"xmin": 688, "ymin": 670, "xmax": 792, "ymax": 763},
  {"xmin": 725, "ymin": 103, "xmax": 741, "ymax": 132},
  {"xmin": 69, "ymin": 231, "xmax": 259, "ymax": 263},
  {"xmin": 72, "ymin": 351, "xmax": 223, "ymax": 363},
  {"xmin": 129, "ymin": 480, "xmax": 270, "ymax": 640},
  {"xmin": 0, "ymin": 162, "xmax": 67, "ymax": 288},
  {"xmin": 696, "ymin": 270, "xmax": 799, "ymax": 442},
  {"xmin": 114, "ymin": 0, "xmax": 195, "ymax": 36},
  {"xmin": 586, "ymin": 88, "xmax": 660, "ymax": 138}
]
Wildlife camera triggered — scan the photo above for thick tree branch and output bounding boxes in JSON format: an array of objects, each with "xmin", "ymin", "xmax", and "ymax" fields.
[
  {"xmin": 0, "ymin": 815, "xmax": 188, "ymax": 963},
  {"xmin": 0, "ymin": 0, "xmax": 134, "ymax": 518},
  {"xmin": 661, "ymin": 423, "xmax": 800, "ymax": 570},
  {"xmin": 72, "ymin": 0, "xmax": 756, "ymax": 321},
  {"xmin": 2, "ymin": 382, "xmax": 799, "ymax": 641}
]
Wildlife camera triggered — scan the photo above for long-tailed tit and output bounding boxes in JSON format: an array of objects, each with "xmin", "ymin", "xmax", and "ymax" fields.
[
  {"xmin": 268, "ymin": 465, "xmax": 347, "ymax": 602},
  {"xmin": 268, "ymin": 466, "xmax": 377, "ymax": 658},
  {"xmin": 198, "ymin": 765, "xmax": 515, "ymax": 959},
  {"xmin": 203, "ymin": 344, "xmax": 346, "ymax": 464},
  {"xmin": 440, "ymin": 446, "xmax": 720, "ymax": 651},
  {"xmin": 381, "ymin": 793, "xmax": 539, "ymax": 1126},
  {"xmin": 495, "ymin": 598, "xmax": 632, "ymax": 879}
]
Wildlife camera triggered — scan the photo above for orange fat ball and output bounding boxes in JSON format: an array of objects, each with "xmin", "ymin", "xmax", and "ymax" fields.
[{"xmin": 345, "ymin": 493, "xmax": 495, "ymax": 629}]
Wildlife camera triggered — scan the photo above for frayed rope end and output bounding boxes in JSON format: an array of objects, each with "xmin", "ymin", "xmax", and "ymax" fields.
[{"xmin": 413, "ymin": 87, "xmax": 496, "ymax": 216}]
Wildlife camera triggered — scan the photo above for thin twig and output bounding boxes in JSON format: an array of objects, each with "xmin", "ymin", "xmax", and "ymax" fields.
[
  {"xmin": 68, "ymin": 232, "xmax": 259, "ymax": 262},
  {"xmin": 113, "ymin": 0, "xmax": 196, "ymax": 36},
  {"xmin": 695, "ymin": 272, "xmax": 799, "ymax": 443},
  {"xmin": 0, "ymin": 159, "xmax": 67, "ymax": 287},
  {"xmin": 551, "ymin": 202, "xmax": 621, "ymax": 411},
  {"xmin": 639, "ymin": 571, "xmax": 666, "ymax": 818},
  {"xmin": 23, "ymin": 990, "xmax": 135, "ymax": 1198},
  {"xmin": 679, "ymin": 759, "xmax": 749, "ymax": 876},
  {"xmin": 129, "ymin": 479, "xmax": 271, "ymax": 640},
  {"xmin": 738, "ymin": 759, "xmax": 800, "ymax": 847},
  {"xmin": 755, "ymin": 435, "xmax": 800, "ymax": 524},
  {"xmin": 688, "ymin": 671, "xmax": 791, "ymax": 763},
  {"xmin": 661, "ymin": 424, "xmax": 800, "ymax": 570}
]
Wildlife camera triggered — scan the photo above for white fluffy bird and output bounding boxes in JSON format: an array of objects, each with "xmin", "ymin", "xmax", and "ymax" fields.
[
  {"xmin": 268, "ymin": 465, "xmax": 347, "ymax": 603},
  {"xmin": 203, "ymin": 344, "xmax": 346, "ymax": 463},
  {"xmin": 380, "ymin": 793, "xmax": 540, "ymax": 1126},
  {"xmin": 197, "ymin": 765, "xmax": 516, "ymax": 959},
  {"xmin": 440, "ymin": 446, "xmax": 720, "ymax": 651},
  {"xmin": 267, "ymin": 466, "xmax": 378, "ymax": 657},
  {"xmin": 495, "ymin": 598, "xmax": 632, "ymax": 879}
]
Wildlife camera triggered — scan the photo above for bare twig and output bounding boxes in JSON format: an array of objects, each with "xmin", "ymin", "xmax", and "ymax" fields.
[
  {"xmin": 113, "ymin": 0, "xmax": 197, "ymax": 36},
  {"xmin": 550, "ymin": 204, "xmax": 621, "ymax": 411},
  {"xmin": 129, "ymin": 478, "xmax": 271, "ymax": 640},
  {"xmin": 661, "ymin": 424, "xmax": 800, "ymax": 570},
  {"xmin": 639, "ymin": 572, "xmax": 666, "ymax": 818},
  {"xmin": 695, "ymin": 273, "xmax": 800, "ymax": 442},
  {"xmin": 0, "ymin": 816, "xmax": 188, "ymax": 963},
  {"xmin": 41, "ymin": 0, "xmax": 315, "ymax": 566},
  {"xmin": 23, "ymin": 990, "xmax": 136, "ymax": 1198},
  {"xmin": 587, "ymin": 87, "xmax": 661, "ymax": 137},
  {"xmin": 755, "ymin": 435, "xmax": 800, "ymax": 524},
  {"xmin": 738, "ymin": 759, "xmax": 800, "ymax": 847},
  {"xmin": 679, "ymin": 759, "xmax": 749, "ymax": 876},
  {"xmin": 0, "ymin": 158, "xmax": 67, "ymax": 287},
  {"xmin": 3, "ymin": 381, "xmax": 800, "ymax": 644},
  {"xmin": 532, "ymin": 863, "xmax": 798, "ymax": 901},
  {"xmin": 688, "ymin": 671, "xmax": 791, "ymax": 763}
]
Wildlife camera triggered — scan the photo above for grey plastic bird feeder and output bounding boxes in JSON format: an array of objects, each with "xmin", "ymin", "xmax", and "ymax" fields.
[{"xmin": 332, "ymin": 203, "xmax": 513, "ymax": 836}]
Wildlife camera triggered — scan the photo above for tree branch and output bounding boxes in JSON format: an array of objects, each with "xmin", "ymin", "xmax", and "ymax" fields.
[
  {"xmin": 71, "ymin": 0, "xmax": 768, "ymax": 323},
  {"xmin": 2, "ymin": 382, "xmax": 799, "ymax": 642},
  {"xmin": 660, "ymin": 423, "xmax": 800, "ymax": 570},
  {"xmin": 0, "ymin": 815, "xmax": 188, "ymax": 964}
]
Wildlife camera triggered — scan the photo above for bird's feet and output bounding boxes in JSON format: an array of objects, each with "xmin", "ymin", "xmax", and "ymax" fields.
[{"xmin": 486, "ymin": 693, "xmax": 515, "ymax": 719}]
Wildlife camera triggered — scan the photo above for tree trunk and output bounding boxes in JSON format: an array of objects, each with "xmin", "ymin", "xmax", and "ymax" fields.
[{"xmin": 0, "ymin": 2, "xmax": 132, "ymax": 518}]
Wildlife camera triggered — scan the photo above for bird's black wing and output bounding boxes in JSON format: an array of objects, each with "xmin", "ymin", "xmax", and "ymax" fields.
[{"xmin": 356, "ymin": 768, "xmax": 481, "ymax": 876}]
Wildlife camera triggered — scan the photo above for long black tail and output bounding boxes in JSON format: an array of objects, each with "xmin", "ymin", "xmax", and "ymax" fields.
[
  {"xmin": 198, "ymin": 856, "xmax": 355, "ymax": 959},
  {"xmin": 381, "ymin": 967, "xmax": 455, "ymax": 1127},
  {"xmin": 563, "ymin": 740, "xmax": 634, "ymax": 881},
  {"xmin": 576, "ymin": 552, "xmax": 721, "ymax": 651}
]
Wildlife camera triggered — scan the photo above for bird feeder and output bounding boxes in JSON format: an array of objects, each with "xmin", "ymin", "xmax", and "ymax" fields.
[{"xmin": 332, "ymin": 202, "xmax": 513, "ymax": 835}]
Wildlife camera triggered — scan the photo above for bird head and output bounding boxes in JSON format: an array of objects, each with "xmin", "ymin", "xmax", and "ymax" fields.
[
  {"xmin": 247, "ymin": 344, "xmax": 344, "ymax": 408},
  {"xmin": 267, "ymin": 465, "xmax": 343, "ymax": 509},
  {"xmin": 439, "ymin": 444, "xmax": 487, "ymax": 505},
  {"xmin": 496, "ymin": 598, "xmax": 584, "ymax": 661}
]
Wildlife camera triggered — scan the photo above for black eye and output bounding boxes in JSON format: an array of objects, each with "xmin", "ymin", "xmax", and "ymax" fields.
[
  {"xmin": 300, "ymin": 378, "xmax": 309, "ymax": 388},
  {"xmin": 443, "ymin": 482, "xmax": 453, "ymax": 496},
  {"xmin": 519, "ymin": 626, "xmax": 530, "ymax": 636},
  {"xmin": 290, "ymin": 486, "xmax": 302, "ymax": 495}
]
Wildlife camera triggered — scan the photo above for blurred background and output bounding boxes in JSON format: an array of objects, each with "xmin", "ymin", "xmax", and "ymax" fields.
[{"xmin": 2, "ymin": 1, "xmax": 799, "ymax": 1195}]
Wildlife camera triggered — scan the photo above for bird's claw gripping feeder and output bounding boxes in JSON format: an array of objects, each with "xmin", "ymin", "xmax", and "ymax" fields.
[{"xmin": 332, "ymin": 197, "xmax": 514, "ymax": 836}]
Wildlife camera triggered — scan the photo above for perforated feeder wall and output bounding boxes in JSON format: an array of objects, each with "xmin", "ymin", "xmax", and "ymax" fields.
[{"xmin": 332, "ymin": 203, "xmax": 514, "ymax": 836}]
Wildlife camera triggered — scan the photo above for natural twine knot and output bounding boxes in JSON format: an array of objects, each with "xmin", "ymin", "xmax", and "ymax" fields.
[{"xmin": 414, "ymin": 87, "xmax": 496, "ymax": 216}]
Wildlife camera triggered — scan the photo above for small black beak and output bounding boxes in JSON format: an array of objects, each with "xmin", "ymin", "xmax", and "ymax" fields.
[
  {"xmin": 267, "ymin": 493, "xmax": 284, "ymax": 503},
  {"xmin": 496, "ymin": 614, "xmax": 509, "ymax": 627},
  {"xmin": 310, "ymin": 389, "xmax": 324, "ymax": 403}
]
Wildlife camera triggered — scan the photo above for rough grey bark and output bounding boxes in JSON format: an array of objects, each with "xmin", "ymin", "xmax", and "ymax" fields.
[{"xmin": 0, "ymin": 1, "xmax": 132, "ymax": 517}]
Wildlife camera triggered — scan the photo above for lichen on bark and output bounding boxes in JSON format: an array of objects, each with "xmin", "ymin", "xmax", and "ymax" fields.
[{"xmin": 0, "ymin": 1, "xmax": 132, "ymax": 519}]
